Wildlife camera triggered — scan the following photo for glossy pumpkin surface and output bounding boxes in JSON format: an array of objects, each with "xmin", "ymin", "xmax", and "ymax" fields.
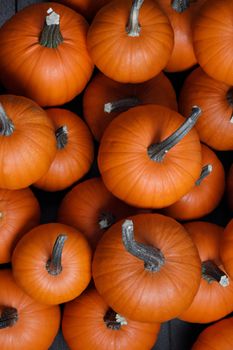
[
  {"xmin": 57, "ymin": 0, "xmax": 110, "ymax": 20},
  {"xmin": 220, "ymin": 219, "xmax": 233, "ymax": 280}
]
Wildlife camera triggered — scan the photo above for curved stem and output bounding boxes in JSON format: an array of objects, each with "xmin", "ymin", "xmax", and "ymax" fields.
[
  {"xmin": 0, "ymin": 307, "xmax": 18, "ymax": 329},
  {"xmin": 0, "ymin": 103, "xmax": 14, "ymax": 136},
  {"xmin": 202, "ymin": 260, "xmax": 229, "ymax": 287},
  {"xmin": 126, "ymin": 0, "xmax": 144, "ymax": 37},
  {"xmin": 39, "ymin": 8, "xmax": 63, "ymax": 48},
  {"xmin": 98, "ymin": 212, "xmax": 116, "ymax": 229},
  {"xmin": 56, "ymin": 125, "xmax": 68, "ymax": 149},
  {"xmin": 171, "ymin": 0, "xmax": 190, "ymax": 13},
  {"xmin": 148, "ymin": 106, "xmax": 202, "ymax": 162},
  {"xmin": 195, "ymin": 164, "xmax": 213, "ymax": 186},
  {"xmin": 122, "ymin": 220, "xmax": 165, "ymax": 272},
  {"xmin": 104, "ymin": 97, "xmax": 140, "ymax": 114},
  {"xmin": 104, "ymin": 308, "xmax": 127, "ymax": 330},
  {"xmin": 46, "ymin": 234, "xmax": 67, "ymax": 276}
]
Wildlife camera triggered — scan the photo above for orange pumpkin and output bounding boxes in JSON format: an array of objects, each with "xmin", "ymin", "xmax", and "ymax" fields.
[
  {"xmin": 227, "ymin": 164, "xmax": 233, "ymax": 211},
  {"xmin": 34, "ymin": 108, "xmax": 94, "ymax": 191},
  {"xmin": 220, "ymin": 219, "xmax": 233, "ymax": 280},
  {"xmin": 0, "ymin": 3, "xmax": 94, "ymax": 106},
  {"xmin": 87, "ymin": 0, "xmax": 174, "ymax": 83},
  {"xmin": 57, "ymin": 0, "xmax": 110, "ymax": 20},
  {"xmin": 83, "ymin": 71, "xmax": 178, "ymax": 141}
]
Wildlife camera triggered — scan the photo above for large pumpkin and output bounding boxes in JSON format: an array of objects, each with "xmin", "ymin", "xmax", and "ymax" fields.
[
  {"xmin": 57, "ymin": 0, "xmax": 110, "ymax": 20},
  {"xmin": 0, "ymin": 3, "xmax": 94, "ymax": 106}
]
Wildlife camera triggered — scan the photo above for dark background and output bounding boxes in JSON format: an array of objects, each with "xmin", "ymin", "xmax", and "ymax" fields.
[{"xmin": 0, "ymin": 1, "xmax": 232, "ymax": 349}]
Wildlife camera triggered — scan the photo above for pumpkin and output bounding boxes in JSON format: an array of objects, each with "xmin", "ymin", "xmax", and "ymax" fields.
[
  {"xmin": 92, "ymin": 214, "xmax": 201, "ymax": 323},
  {"xmin": 87, "ymin": 0, "xmax": 174, "ymax": 83},
  {"xmin": 12, "ymin": 223, "xmax": 92, "ymax": 305},
  {"xmin": 227, "ymin": 164, "xmax": 233, "ymax": 211},
  {"xmin": 193, "ymin": 0, "xmax": 233, "ymax": 85},
  {"xmin": 58, "ymin": 177, "xmax": 137, "ymax": 250},
  {"xmin": 57, "ymin": 0, "xmax": 110, "ymax": 20},
  {"xmin": 0, "ymin": 3, "xmax": 94, "ymax": 106},
  {"xmin": 220, "ymin": 219, "xmax": 233, "ymax": 280},
  {"xmin": 98, "ymin": 104, "xmax": 202, "ymax": 208},
  {"xmin": 0, "ymin": 95, "xmax": 56, "ymax": 190},
  {"xmin": 163, "ymin": 144, "xmax": 225, "ymax": 220},
  {"xmin": 179, "ymin": 67, "xmax": 233, "ymax": 150},
  {"xmin": 34, "ymin": 108, "xmax": 94, "ymax": 191},
  {"xmin": 83, "ymin": 71, "xmax": 178, "ymax": 141},
  {"xmin": 62, "ymin": 288, "xmax": 160, "ymax": 350},
  {"xmin": 179, "ymin": 221, "xmax": 233, "ymax": 323},
  {"xmin": 192, "ymin": 317, "xmax": 233, "ymax": 350},
  {"xmin": 0, "ymin": 269, "xmax": 60, "ymax": 350},
  {"xmin": 0, "ymin": 188, "xmax": 40, "ymax": 264}
]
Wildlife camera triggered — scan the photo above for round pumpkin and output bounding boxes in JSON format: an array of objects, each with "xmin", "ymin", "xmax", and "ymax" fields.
[
  {"xmin": 0, "ymin": 269, "xmax": 60, "ymax": 350},
  {"xmin": 0, "ymin": 3, "xmax": 94, "ymax": 106},
  {"xmin": 93, "ymin": 213, "xmax": 201, "ymax": 323},
  {"xmin": 179, "ymin": 67, "xmax": 233, "ymax": 150},
  {"xmin": 83, "ymin": 71, "xmax": 177, "ymax": 141},
  {"xmin": 220, "ymin": 219, "xmax": 233, "ymax": 280},
  {"xmin": 98, "ymin": 104, "xmax": 202, "ymax": 208},
  {"xmin": 34, "ymin": 108, "xmax": 94, "ymax": 191},
  {"xmin": 57, "ymin": 0, "xmax": 110, "ymax": 20},
  {"xmin": 12, "ymin": 223, "xmax": 92, "ymax": 305},
  {"xmin": 62, "ymin": 288, "xmax": 160, "ymax": 350},
  {"xmin": 0, "ymin": 95, "xmax": 56, "ymax": 189},
  {"xmin": 0, "ymin": 188, "xmax": 40, "ymax": 264},
  {"xmin": 227, "ymin": 164, "xmax": 233, "ymax": 211},
  {"xmin": 87, "ymin": 0, "xmax": 174, "ymax": 83}
]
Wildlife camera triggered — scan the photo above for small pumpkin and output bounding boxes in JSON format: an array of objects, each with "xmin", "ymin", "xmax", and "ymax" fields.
[
  {"xmin": 62, "ymin": 288, "xmax": 160, "ymax": 350},
  {"xmin": 12, "ymin": 223, "xmax": 92, "ymax": 305},
  {"xmin": 227, "ymin": 164, "xmax": 233, "ymax": 211},
  {"xmin": 57, "ymin": 0, "xmax": 110, "ymax": 20},
  {"xmin": 220, "ymin": 219, "xmax": 233, "ymax": 280}
]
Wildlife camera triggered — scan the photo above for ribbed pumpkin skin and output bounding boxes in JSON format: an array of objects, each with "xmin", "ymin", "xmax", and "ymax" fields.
[
  {"xmin": 0, "ymin": 95, "xmax": 56, "ymax": 190},
  {"xmin": 12, "ymin": 223, "xmax": 92, "ymax": 305},
  {"xmin": 179, "ymin": 222, "xmax": 233, "ymax": 323},
  {"xmin": 87, "ymin": 0, "xmax": 174, "ymax": 83},
  {"xmin": 193, "ymin": 0, "xmax": 233, "ymax": 85},
  {"xmin": 220, "ymin": 220, "xmax": 233, "ymax": 279},
  {"xmin": 0, "ymin": 3, "xmax": 94, "ymax": 107},
  {"xmin": 62, "ymin": 289, "xmax": 160, "ymax": 350},
  {"xmin": 34, "ymin": 108, "xmax": 94, "ymax": 191},
  {"xmin": 57, "ymin": 0, "xmax": 110, "ymax": 20},
  {"xmin": 0, "ymin": 269, "xmax": 60, "ymax": 350},
  {"xmin": 83, "ymin": 72, "xmax": 177, "ymax": 141},
  {"xmin": 163, "ymin": 145, "xmax": 225, "ymax": 220},
  {"xmin": 93, "ymin": 214, "xmax": 201, "ymax": 323},
  {"xmin": 179, "ymin": 67, "xmax": 233, "ymax": 150},
  {"xmin": 192, "ymin": 317, "xmax": 233, "ymax": 350},
  {"xmin": 227, "ymin": 164, "xmax": 233, "ymax": 211},
  {"xmin": 0, "ymin": 188, "xmax": 40, "ymax": 264},
  {"xmin": 98, "ymin": 105, "xmax": 202, "ymax": 208}
]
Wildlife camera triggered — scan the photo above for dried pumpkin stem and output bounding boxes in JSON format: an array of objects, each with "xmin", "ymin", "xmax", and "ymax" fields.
[
  {"xmin": 104, "ymin": 97, "xmax": 140, "ymax": 114},
  {"xmin": 171, "ymin": 0, "xmax": 190, "ymax": 12},
  {"xmin": 122, "ymin": 219, "xmax": 165, "ymax": 272},
  {"xmin": 104, "ymin": 308, "xmax": 127, "ymax": 330},
  {"xmin": 126, "ymin": 0, "xmax": 144, "ymax": 37},
  {"xmin": 56, "ymin": 125, "xmax": 68, "ymax": 149},
  {"xmin": 195, "ymin": 164, "xmax": 213, "ymax": 186},
  {"xmin": 39, "ymin": 8, "xmax": 63, "ymax": 48},
  {"xmin": 148, "ymin": 105, "xmax": 202, "ymax": 162},
  {"xmin": 0, "ymin": 103, "xmax": 14, "ymax": 136},
  {"xmin": 202, "ymin": 260, "xmax": 229, "ymax": 287},
  {"xmin": 0, "ymin": 307, "xmax": 18, "ymax": 329},
  {"xmin": 98, "ymin": 212, "xmax": 116, "ymax": 229},
  {"xmin": 46, "ymin": 234, "xmax": 67, "ymax": 276}
]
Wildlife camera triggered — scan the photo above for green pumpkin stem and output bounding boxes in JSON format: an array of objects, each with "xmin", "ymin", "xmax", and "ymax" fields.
[
  {"xmin": 39, "ymin": 8, "xmax": 63, "ymax": 48},
  {"xmin": 46, "ymin": 234, "xmax": 67, "ymax": 275},
  {"xmin": 104, "ymin": 97, "xmax": 140, "ymax": 114},
  {"xmin": 0, "ymin": 307, "xmax": 18, "ymax": 329},
  {"xmin": 171, "ymin": 0, "xmax": 190, "ymax": 12},
  {"xmin": 202, "ymin": 260, "xmax": 229, "ymax": 287},
  {"xmin": 0, "ymin": 103, "xmax": 14, "ymax": 136},
  {"xmin": 126, "ymin": 0, "xmax": 144, "ymax": 37},
  {"xmin": 98, "ymin": 212, "xmax": 116, "ymax": 229},
  {"xmin": 56, "ymin": 125, "xmax": 68, "ymax": 149},
  {"xmin": 148, "ymin": 106, "xmax": 202, "ymax": 162},
  {"xmin": 122, "ymin": 219, "xmax": 165, "ymax": 272},
  {"xmin": 104, "ymin": 308, "xmax": 127, "ymax": 330},
  {"xmin": 195, "ymin": 164, "xmax": 213, "ymax": 186}
]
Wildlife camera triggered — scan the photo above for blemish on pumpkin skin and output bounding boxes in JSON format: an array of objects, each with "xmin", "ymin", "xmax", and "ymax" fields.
[{"xmin": 0, "ymin": 212, "xmax": 3, "ymax": 219}]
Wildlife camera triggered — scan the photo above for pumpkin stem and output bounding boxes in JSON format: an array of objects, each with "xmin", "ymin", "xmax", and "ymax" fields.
[
  {"xmin": 39, "ymin": 8, "xmax": 63, "ymax": 48},
  {"xmin": 46, "ymin": 234, "xmax": 67, "ymax": 276},
  {"xmin": 147, "ymin": 106, "xmax": 202, "ymax": 162},
  {"xmin": 0, "ymin": 103, "xmax": 14, "ymax": 136},
  {"xmin": 171, "ymin": 0, "xmax": 190, "ymax": 12},
  {"xmin": 104, "ymin": 308, "xmax": 127, "ymax": 330},
  {"xmin": 104, "ymin": 97, "xmax": 140, "ymax": 114},
  {"xmin": 98, "ymin": 212, "xmax": 116, "ymax": 229},
  {"xmin": 122, "ymin": 219, "xmax": 165, "ymax": 272},
  {"xmin": 126, "ymin": 0, "xmax": 144, "ymax": 37},
  {"xmin": 202, "ymin": 260, "xmax": 229, "ymax": 287},
  {"xmin": 195, "ymin": 164, "xmax": 213, "ymax": 186},
  {"xmin": 56, "ymin": 125, "xmax": 68, "ymax": 149},
  {"xmin": 0, "ymin": 307, "xmax": 18, "ymax": 329}
]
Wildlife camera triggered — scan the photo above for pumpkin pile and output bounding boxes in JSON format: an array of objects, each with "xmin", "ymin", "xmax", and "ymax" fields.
[{"xmin": 0, "ymin": 0, "xmax": 232, "ymax": 349}]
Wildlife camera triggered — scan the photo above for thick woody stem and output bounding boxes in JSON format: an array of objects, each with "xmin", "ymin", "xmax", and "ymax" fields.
[
  {"xmin": 195, "ymin": 164, "xmax": 213, "ymax": 186},
  {"xmin": 104, "ymin": 97, "xmax": 140, "ymax": 114},
  {"xmin": 39, "ymin": 8, "xmax": 63, "ymax": 48},
  {"xmin": 56, "ymin": 125, "xmax": 68, "ymax": 149},
  {"xmin": 46, "ymin": 234, "xmax": 67, "ymax": 275},
  {"xmin": 0, "ymin": 103, "xmax": 14, "ymax": 136},
  {"xmin": 148, "ymin": 106, "xmax": 202, "ymax": 162},
  {"xmin": 122, "ymin": 220, "xmax": 165, "ymax": 272},
  {"xmin": 171, "ymin": 0, "xmax": 190, "ymax": 13},
  {"xmin": 126, "ymin": 0, "xmax": 144, "ymax": 37},
  {"xmin": 98, "ymin": 212, "xmax": 116, "ymax": 229},
  {"xmin": 104, "ymin": 308, "xmax": 127, "ymax": 330},
  {"xmin": 0, "ymin": 307, "xmax": 18, "ymax": 329},
  {"xmin": 202, "ymin": 260, "xmax": 229, "ymax": 287}
]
